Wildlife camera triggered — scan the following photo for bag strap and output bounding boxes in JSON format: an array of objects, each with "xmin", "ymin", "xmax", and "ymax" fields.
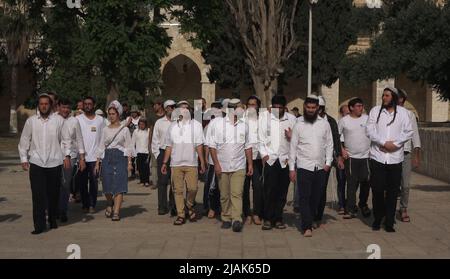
[{"xmin": 105, "ymin": 125, "xmax": 126, "ymax": 149}]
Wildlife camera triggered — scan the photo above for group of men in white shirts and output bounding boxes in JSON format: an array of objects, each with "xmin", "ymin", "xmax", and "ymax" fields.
[{"xmin": 18, "ymin": 86, "xmax": 420, "ymax": 237}]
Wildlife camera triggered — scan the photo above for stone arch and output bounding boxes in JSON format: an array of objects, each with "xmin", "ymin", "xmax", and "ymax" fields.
[{"xmin": 161, "ymin": 54, "xmax": 202, "ymax": 101}]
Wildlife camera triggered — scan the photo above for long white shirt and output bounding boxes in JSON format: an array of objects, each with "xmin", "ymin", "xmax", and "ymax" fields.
[
  {"xmin": 289, "ymin": 116, "xmax": 333, "ymax": 172},
  {"xmin": 132, "ymin": 128, "xmax": 150, "ymax": 155},
  {"xmin": 165, "ymin": 119, "xmax": 204, "ymax": 167},
  {"xmin": 243, "ymin": 110, "xmax": 259, "ymax": 160},
  {"xmin": 207, "ymin": 116, "xmax": 251, "ymax": 172},
  {"xmin": 338, "ymin": 114, "xmax": 371, "ymax": 159},
  {"xmin": 62, "ymin": 116, "xmax": 85, "ymax": 159},
  {"xmin": 18, "ymin": 113, "xmax": 72, "ymax": 168},
  {"xmin": 96, "ymin": 125, "xmax": 133, "ymax": 159},
  {"xmin": 151, "ymin": 116, "xmax": 173, "ymax": 158},
  {"xmin": 366, "ymin": 105, "xmax": 414, "ymax": 164},
  {"xmin": 77, "ymin": 114, "xmax": 105, "ymax": 162},
  {"xmin": 258, "ymin": 110, "xmax": 297, "ymax": 168},
  {"xmin": 403, "ymin": 110, "xmax": 421, "ymax": 152}
]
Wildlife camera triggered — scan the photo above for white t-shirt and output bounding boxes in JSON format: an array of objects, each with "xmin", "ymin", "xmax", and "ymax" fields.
[
  {"xmin": 77, "ymin": 114, "xmax": 106, "ymax": 162},
  {"xmin": 338, "ymin": 114, "xmax": 370, "ymax": 159}
]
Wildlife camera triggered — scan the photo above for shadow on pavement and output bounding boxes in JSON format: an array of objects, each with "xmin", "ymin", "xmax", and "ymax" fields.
[
  {"xmin": 0, "ymin": 214, "xmax": 22, "ymax": 223},
  {"xmin": 412, "ymin": 185, "xmax": 450, "ymax": 192}
]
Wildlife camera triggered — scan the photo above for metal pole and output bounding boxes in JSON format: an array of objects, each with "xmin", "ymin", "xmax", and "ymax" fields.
[{"xmin": 307, "ymin": 4, "xmax": 313, "ymax": 95}]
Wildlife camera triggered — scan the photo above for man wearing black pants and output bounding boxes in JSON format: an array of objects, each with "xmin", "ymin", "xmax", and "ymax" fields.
[
  {"xmin": 259, "ymin": 95, "xmax": 297, "ymax": 230},
  {"xmin": 289, "ymin": 95, "xmax": 333, "ymax": 237},
  {"xmin": 151, "ymin": 100, "xmax": 176, "ymax": 215},
  {"xmin": 18, "ymin": 93, "xmax": 71, "ymax": 234},
  {"xmin": 338, "ymin": 98, "xmax": 371, "ymax": 219},
  {"xmin": 366, "ymin": 87, "xmax": 413, "ymax": 232}
]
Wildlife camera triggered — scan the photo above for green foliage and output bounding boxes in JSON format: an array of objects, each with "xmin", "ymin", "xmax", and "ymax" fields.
[{"xmin": 341, "ymin": 0, "xmax": 450, "ymax": 100}]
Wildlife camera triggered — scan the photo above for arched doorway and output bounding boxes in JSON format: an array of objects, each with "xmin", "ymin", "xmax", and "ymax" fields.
[{"xmin": 161, "ymin": 54, "xmax": 202, "ymax": 101}]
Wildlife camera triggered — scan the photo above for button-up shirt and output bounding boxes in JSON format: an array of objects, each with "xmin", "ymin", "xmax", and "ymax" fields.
[
  {"xmin": 289, "ymin": 116, "xmax": 333, "ymax": 171},
  {"xmin": 62, "ymin": 116, "xmax": 85, "ymax": 159},
  {"xmin": 366, "ymin": 105, "xmax": 414, "ymax": 164},
  {"xmin": 151, "ymin": 116, "xmax": 173, "ymax": 158},
  {"xmin": 207, "ymin": 116, "xmax": 251, "ymax": 172},
  {"xmin": 132, "ymin": 128, "xmax": 150, "ymax": 155},
  {"xmin": 403, "ymin": 110, "xmax": 421, "ymax": 152},
  {"xmin": 18, "ymin": 113, "xmax": 72, "ymax": 168},
  {"xmin": 258, "ymin": 110, "xmax": 297, "ymax": 168},
  {"xmin": 165, "ymin": 119, "xmax": 204, "ymax": 167}
]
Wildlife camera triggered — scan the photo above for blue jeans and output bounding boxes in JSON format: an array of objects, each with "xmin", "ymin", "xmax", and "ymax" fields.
[{"xmin": 79, "ymin": 162, "xmax": 98, "ymax": 209}]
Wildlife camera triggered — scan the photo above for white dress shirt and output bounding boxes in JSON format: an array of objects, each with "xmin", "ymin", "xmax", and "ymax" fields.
[
  {"xmin": 243, "ymin": 110, "xmax": 260, "ymax": 160},
  {"xmin": 258, "ymin": 110, "xmax": 297, "ymax": 168},
  {"xmin": 288, "ymin": 116, "xmax": 333, "ymax": 171},
  {"xmin": 62, "ymin": 116, "xmax": 85, "ymax": 159},
  {"xmin": 132, "ymin": 128, "xmax": 150, "ymax": 155},
  {"xmin": 165, "ymin": 119, "xmax": 204, "ymax": 167},
  {"xmin": 338, "ymin": 114, "xmax": 370, "ymax": 159},
  {"xmin": 366, "ymin": 105, "xmax": 414, "ymax": 164},
  {"xmin": 151, "ymin": 116, "xmax": 172, "ymax": 158},
  {"xmin": 77, "ymin": 114, "xmax": 105, "ymax": 162},
  {"xmin": 18, "ymin": 113, "xmax": 72, "ymax": 168},
  {"xmin": 207, "ymin": 116, "xmax": 251, "ymax": 172},
  {"xmin": 403, "ymin": 110, "xmax": 421, "ymax": 152},
  {"xmin": 96, "ymin": 125, "xmax": 133, "ymax": 159}
]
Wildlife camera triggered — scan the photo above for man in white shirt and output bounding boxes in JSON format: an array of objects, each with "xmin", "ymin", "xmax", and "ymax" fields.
[
  {"xmin": 151, "ymin": 100, "xmax": 176, "ymax": 215},
  {"xmin": 76, "ymin": 96, "xmax": 105, "ymax": 214},
  {"xmin": 338, "ymin": 98, "xmax": 371, "ymax": 219},
  {"xmin": 259, "ymin": 95, "xmax": 297, "ymax": 230},
  {"xmin": 161, "ymin": 107, "xmax": 206, "ymax": 225},
  {"xmin": 242, "ymin": 95, "xmax": 264, "ymax": 226},
  {"xmin": 58, "ymin": 98, "xmax": 86, "ymax": 223},
  {"xmin": 208, "ymin": 99, "xmax": 253, "ymax": 232},
  {"xmin": 288, "ymin": 95, "xmax": 333, "ymax": 237},
  {"xmin": 366, "ymin": 87, "xmax": 413, "ymax": 232},
  {"xmin": 18, "ymin": 94, "xmax": 72, "ymax": 234},
  {"xmin": 397, "ymin": 89, "xmax": 421, "ymax": 223}
]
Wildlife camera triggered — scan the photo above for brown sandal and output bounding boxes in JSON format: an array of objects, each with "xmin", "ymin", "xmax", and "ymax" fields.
[
  {"xmin": 174, "ymin": 217, "xmax": 185, "ymax": 225},
  {"xmin": 400, "ymin": 210, "xmax": 411, "ymax": 222},
  {"xmin": 188, "ymin": 208, "xmax": 197, "ymax": 222}
]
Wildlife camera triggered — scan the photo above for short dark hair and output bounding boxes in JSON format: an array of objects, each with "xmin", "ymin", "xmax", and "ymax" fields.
[
  {"xmin": 271, "ymin": 95, "xmax": 287, "ymax": 107},
  {"xmin": 211, "ymin": 102, "xmax": 222, "ymax": 109},
  {"xmin": 348, "ymin": 98, "xmax": 363, "ymax": 109},
  {"xmin": 59, "ymin": 98, "xmax": 72, "ymax": 106},
  {"xmin": 247, "ymin": 95, "xmax": 261, "ymax": 108},
  {"xmin": 138, "ymin": 118, "xmax": 148, "ymax": 127},
  {"xmin": 84, "ymin": 96, "xmax": 96, "ymax": 104}
]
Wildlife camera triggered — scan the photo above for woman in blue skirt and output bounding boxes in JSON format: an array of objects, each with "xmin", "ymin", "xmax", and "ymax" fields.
[{"xmin": 95, "ymin": 101, "xmax": 134, "ymax": 221}]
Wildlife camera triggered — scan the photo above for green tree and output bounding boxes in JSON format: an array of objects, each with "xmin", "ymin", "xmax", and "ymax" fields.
[
  {"xmin": 0, "ymin": 0, "xmax": 45, "ymax": 133},
  {"xmin": 341, "ymin": 0, "xmax": 450, "ymax": 100}
]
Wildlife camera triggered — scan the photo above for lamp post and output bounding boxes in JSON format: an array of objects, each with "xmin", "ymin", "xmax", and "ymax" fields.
[{"xmin": 307, "ymin": 0, "xmax": 318, "ymax": 96}]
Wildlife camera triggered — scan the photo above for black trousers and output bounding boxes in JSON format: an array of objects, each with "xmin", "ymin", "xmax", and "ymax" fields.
[
  {"xmin": 29, "ymin": 164, "xmax": 62, "ymax": 231},
  {"xmin": 79, "ymin": 162, "xmax": 98, "ymax": 209},
  {"xmin": 370, "ymin": 159, "xmax": 402, "ymax": 228},
  {"xmin": 315, "ymin": 169, "xmax": 331, "ymax": 222},
  {"xmin": 156, "ymin": 150, "xmax": 175, "ymax": 212},
  {"xmin": 243, "ymin": 159, "xmax": 263, "ymax": 218},
  {"xmin": 263, "ymin": 160, "xmax": 290, "ymax": 223},
  {"xmin": 203, "ymin": 164, "xmax": 221, "ymax": 213},
  {"xmin": 136, "ymin": 153, "xmax": 150, "ymax": 184},
  {"xmin": 297, "ymin": 168, "xmax": 327, "ymax": 231},
  {"xmin": 345, "ymin": 158, "xmax": 370, "ymax": 213}
]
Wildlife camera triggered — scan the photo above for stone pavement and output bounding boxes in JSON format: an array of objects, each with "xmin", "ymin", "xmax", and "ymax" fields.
[{"xmin": 1, "ymin": 142, "xmax": 450, "ymax": 259}]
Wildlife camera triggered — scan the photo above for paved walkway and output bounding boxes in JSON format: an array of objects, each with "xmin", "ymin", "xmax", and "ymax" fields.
[{"xmin": 1, "ymin": 138, "xmax": 450, "ymax": 259}]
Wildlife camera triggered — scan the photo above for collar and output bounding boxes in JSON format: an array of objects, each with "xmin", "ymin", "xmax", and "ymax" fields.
[
  {"xmin": 270, "ymin": 111, "xmax": 288, "ymax": 122},
  {"xmin": 225, "ymin": 115, "xmax": 243, "ymax": 126}
]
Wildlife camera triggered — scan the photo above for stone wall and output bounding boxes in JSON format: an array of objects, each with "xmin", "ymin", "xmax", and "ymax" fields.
[{"xmin": 416, "ymin": 127, "xmax": 450, "ymax": 183}]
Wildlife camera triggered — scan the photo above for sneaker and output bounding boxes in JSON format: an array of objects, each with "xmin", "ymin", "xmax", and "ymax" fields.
[
  {"xmin": 221, "ymin": 221, "xmax": 232, "ymax": 229},
  {"xmin": 89, "ymin": 207, "xmax": 95, "ymax": 214},
  {"xmin": 343, "ymin": 211, "xmax": 357, "ymax": 219},
  {"xmin": 232, "ymin": 221, "xmax": 243, "ymax": 232},
  {"xmin": 385, "ymin": 226, "xmax": 396, "ymax": 233},
  {"xmin": 303, "ymin": 229, "xmax": 312, "ymax": 237},
  {"xmin": 261, "ymin": 221, "xmax": 272, "ymax": 230},
  {"xmin": 372, "ymin": 221, "xmax": 381, "ymax": 231}
]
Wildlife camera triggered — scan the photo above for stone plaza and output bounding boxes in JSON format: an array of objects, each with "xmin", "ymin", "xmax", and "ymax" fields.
[{"xmin": 1, "ymin": 136, "xmax": 449, "ymax": 259}]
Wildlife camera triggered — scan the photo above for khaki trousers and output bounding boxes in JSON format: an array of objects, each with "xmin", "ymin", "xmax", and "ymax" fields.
[
  {"xmin": 218, "ymin": 169, "xmax": 246, "ymax": 222},
  {"xmin": 171, "ymin": 166, "xmax": 198, "ymax": 218}
]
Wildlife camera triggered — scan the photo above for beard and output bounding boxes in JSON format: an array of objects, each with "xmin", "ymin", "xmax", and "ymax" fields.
[
  {"xmin": 39, "ymin": 108, "xmax": 51, "ymax": 118},
  {"xmin": 303, "ymin": 108, "xmax": 319, "ymax": 124}
]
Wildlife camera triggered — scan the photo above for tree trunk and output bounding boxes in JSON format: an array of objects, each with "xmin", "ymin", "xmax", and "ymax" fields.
[
  {"xmin": 106, "ymin": 79, "xmax": 120, "ymax": 109},
  {"xmin": 252, "ymin": 74, "xmax": 278, "ymax": 108},
  {"xmin": 9, "ymin": 65, "xmax": 18, "ymax": 134}
]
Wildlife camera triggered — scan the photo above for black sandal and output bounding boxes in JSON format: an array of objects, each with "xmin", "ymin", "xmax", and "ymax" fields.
[
  {"xmin": 188, "ymin": 208, "xmax": 197, "ymax": 222},
  {"xmin": 174, "ymin": 217, "xmax": 185, "ymax": 225},
  {"xmin": 275, "ymin": 222, "xmax": 286, "ymax": 229},
  {"xmin": 105, "ymin": 207, "xmax": 112, "ymax": 218},
  {"xmin": 111, "ymin": 213, "xmax": 120, "ymax": 221}
]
